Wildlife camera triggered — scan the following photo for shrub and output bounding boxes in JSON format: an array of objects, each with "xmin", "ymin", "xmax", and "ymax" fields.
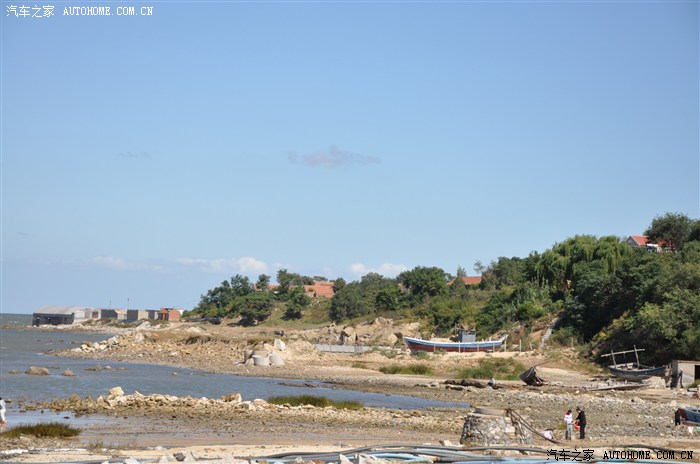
[
  {"xmin": 379, "ymin": 364, "xmax": 434, "ymax": 375},
  {"xmin": 267, "ymin": 395, "xmax": 363, "ymax": 410},
  {"xmin": 1, "ymin": 422, "xmax": 81, "ymax": 438},
  {"xmin": 456, "ymin": 358, "xmax": 525, "ymax": 380}
]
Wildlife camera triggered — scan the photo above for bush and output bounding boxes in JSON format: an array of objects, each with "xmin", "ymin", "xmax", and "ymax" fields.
[
  {"xmin": 1, "ymin": 422, "xmax": 81, "ymax": 438},
  {"xmin": 379, "ymin": 364, "xmax": 434, "ymax": 375},
  {"xmin": 456, "ymin": 358, "xmax": 525, "ymax": 380},
  {"xmin": 266, "ymin": 395, "xmax": 363, "ymax": 410}
]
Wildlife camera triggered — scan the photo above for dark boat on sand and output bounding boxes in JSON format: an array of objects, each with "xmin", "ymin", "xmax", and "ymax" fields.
[
  {"xmin": 679, "ymin": 407, "xmax": 700, "ymax": 425},
  {"xmin": 602, "ymin": 346, "xmax": 666, "ymax": 381}
]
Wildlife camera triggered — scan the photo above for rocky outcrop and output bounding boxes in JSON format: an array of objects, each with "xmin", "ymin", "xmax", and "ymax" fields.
[{"xmin": 25, "ymin": 366, "xmax": 50, "ymax": 375}]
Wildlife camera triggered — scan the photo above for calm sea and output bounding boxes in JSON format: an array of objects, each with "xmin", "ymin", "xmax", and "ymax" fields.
[{"xmin": 0, "ymin": 313, "xmax": 467, "ymax": 428}]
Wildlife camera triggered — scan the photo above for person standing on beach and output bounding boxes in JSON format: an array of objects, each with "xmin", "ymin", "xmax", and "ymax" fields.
[
  {"xmin": 0, "ymin": 397, "xmax": 6, "ymax": 429},
  {"xmin": 575, "ymin": 406, "xmax": 586, "ymax": 439},
  {"xmin": 564, "ymin": 410, "xmax": 573, "ymax": 440}
]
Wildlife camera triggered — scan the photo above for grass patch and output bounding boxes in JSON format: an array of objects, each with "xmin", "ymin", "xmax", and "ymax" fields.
[
  {"xmin": 369, "ymin": 347, "xmax": 398, "ymax": 359},
  {"xmin": 456, "ymin": 358, "xmax": 526, "ymax": 381},
  {"xmin": 379, "ymin": 363, "xmax": 434, "ymax": 375},
  {"xmin": 0, "ymin": 422, "xmax": 81, "ymax": 438},
  {"xmin": 351, "ymin": 362, "xmax": 370, "ymax": 369},
  {"xmin": 267, "ymin": 395, "xmax": 363, "ymax": 410}
]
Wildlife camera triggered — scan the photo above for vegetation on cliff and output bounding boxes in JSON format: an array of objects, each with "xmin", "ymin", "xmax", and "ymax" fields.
[{"xmin": 188, "ymin": 212, "xmax": 700, "ymax": 365}]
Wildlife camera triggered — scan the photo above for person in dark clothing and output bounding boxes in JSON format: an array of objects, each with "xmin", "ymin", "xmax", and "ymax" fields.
[
  {"xmin": 675, "ymin": 409, "xmax": 682, "ymax": 426},
  {"xmin": 575, "ymin": 407, "xmax": 586, "ymax": 439}
]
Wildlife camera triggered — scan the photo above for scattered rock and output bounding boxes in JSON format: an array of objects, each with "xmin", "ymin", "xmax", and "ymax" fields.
[{"xmin": 25, "ymin": 366, "xmax": 50, "ymax": 375}]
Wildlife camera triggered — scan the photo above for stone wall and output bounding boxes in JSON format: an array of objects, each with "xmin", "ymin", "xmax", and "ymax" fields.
[{"xmin": 460, "ymin": 409, "xmax": 533, "ymax": 446}]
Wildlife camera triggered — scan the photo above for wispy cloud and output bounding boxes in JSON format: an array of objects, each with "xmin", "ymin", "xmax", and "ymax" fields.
[
  {"xmin": 348, "ymin": 262, "xmax": 408, "ymax": 277},
  {"xmin": 87, "ymin": 256, "xmax": 167, "ymax": 273},
  {"xmin": 176, "ymin": 257, "xmax": 268, "ymax": 274},
  {"xmin": 118, "ymin": 151, "xmax": 151, "ymax": 159},
  {"xmin": 288, "ymin": 145, "xmax": 380, "ymax": 168}
]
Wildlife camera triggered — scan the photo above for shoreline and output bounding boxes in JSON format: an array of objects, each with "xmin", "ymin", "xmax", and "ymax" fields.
[{"xmin": 2, "ymin": 322, "xmax": 700, "ymax": 462}]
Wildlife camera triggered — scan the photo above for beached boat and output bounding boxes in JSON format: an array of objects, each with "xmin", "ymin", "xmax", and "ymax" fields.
[
  {"xmin": 607, "ymin": 363, "xmax": 666, "ymax": 381},
  {"xmin": 601, "ymin": 346, "xmax": 666, "ymax": 381},
  {"xmin": 679, "ymin": 407, "xmax": 700, "ymax": 425},
  {"xmin": 403, "ymin": 336, "xmax": 504, "ymax": 353}
]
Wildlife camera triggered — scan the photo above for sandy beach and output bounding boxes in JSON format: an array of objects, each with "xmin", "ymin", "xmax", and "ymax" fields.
[{"xmin": 2, "ymin": 320, "xmax": 699, "ymax": 463}]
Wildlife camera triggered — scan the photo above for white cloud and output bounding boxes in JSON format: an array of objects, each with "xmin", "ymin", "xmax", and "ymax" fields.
[
  {"xmin": 90, "ymin": 256, "xmax": 129, "ymax": 271},
  {"xmin": 176, "ymin": 257, "xmax": 268, "ymax": 274},
  {"xmin": 288, "ymin": 145, "xmax": 380, "ymax": 168},
  {"xmin": 86, "ymin": 256, "xmax": 167, "ymax": 273},
  {"xmin": 348, "ymin": 262, "xmax": 408, "ymax": 277}
]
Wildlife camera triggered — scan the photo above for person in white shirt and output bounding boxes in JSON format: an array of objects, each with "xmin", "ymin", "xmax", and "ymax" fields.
[{"xmin": 564, "ymin": 409, "xmax": 573, "ymax": 440}]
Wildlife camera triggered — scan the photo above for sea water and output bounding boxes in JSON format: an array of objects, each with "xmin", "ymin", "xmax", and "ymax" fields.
[{"xmin": 0, "ymin": 314, "xmax": 468, "ymax": 428}]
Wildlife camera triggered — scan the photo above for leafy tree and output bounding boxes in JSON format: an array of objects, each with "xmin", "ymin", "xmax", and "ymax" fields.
[
  {"xmin": 645, "ymin": 212, "xmax": 693, "ymax": 250},
  {"xmin": 329, "ymin": 283, "xmax": 365, "ymax": 321},
  {"xmin": 238, "ymin": 292, "xmax": 274, "ymax": 325},
  {"xmin": 375, "ymin": 286, "xmax": 401, "ymax": 311},
  {"xmin": 481, "ymin": 257, "xmax": 524, "ymax": 289},
  {"xmin": 276, "ymin": 269, "xmax": 313, "ymax": 299},
  {"xmin": 284, "ymin": 287, "xmax": 310, "ymax": 319},
  {"xmin": 420, "ymin": 295, "xmax": 479, "ymax": 334},
  {"xmin": 333, "ymin": 277, "xmax": 346, "ymax": 293},
  {"xmin": 456, "ymin": 265, "xmax": 468, "ymax": 278},
  {"xmin": 256, "ymin": 274, "xmax": 271, "ymax": 292},
  {"xmin": 229, "ymin": 274, "xmax": 254, "ymax": 297},
  {"xmin": 397, "ymin": 266, "xmax": 448, "ymax": 300}
]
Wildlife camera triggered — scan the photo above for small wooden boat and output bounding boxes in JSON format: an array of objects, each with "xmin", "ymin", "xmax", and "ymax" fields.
[
  {"xmin": 679, "ymin": 407, "xmax": 700, "ymax": 425},
  {"xmin": 602, "ymin": 346, "xmax": 666, "ymax": 381},
  {"xmin": 403, "ymin": 336, "xmax": 504, "ymax": 353},
  {"xmin": 607, "ymin": 363, "xmax": 666, "ymax": 381}
]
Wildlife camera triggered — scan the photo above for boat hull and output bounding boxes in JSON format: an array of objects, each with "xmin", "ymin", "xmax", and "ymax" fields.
[
  {"xmin": 608, "ymin": 364, "xmax": 665, "ymax": 381},
  {"xmin": 679, "ymin": 407, "xmax": 700, "ymax": 425},
  {"xmin": 403, "ymin": 336, "xmax": 503, "ymax": 353}
]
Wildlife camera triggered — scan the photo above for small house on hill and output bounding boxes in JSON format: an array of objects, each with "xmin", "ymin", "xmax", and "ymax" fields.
[
  {"xmin": 626, "ymin": 235, "xmax": 670, "ymax": 252},
  {"xmin": 304, "ymin": 281, "xmax": 335, "ymax": 298}
]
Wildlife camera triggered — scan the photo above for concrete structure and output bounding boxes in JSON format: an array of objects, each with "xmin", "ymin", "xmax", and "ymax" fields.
[
  {"xmin": 34, "ymin": 305, "xmax": 171, "ymax": 325},
  {"xmin": 158, "ymin": 307, "xmax": 181, "ymax": 321},
  {"xmin": 32, "ymin": 306, "xmax": 95, "ymax": 326},
  {"xmin": 126, "ymin": 309, "xmax": 158, "ymax": 322},
  {"xmin": 671, "ymin": 360, "xmax": 700, "ymax": 388}
]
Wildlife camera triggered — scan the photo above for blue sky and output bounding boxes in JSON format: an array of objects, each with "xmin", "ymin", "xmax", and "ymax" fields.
[{"xmin": 2, "ymin": 1, "xmax": 698, "ymax": 314}]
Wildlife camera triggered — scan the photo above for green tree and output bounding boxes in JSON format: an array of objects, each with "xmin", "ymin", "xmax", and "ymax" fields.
[
  {"xmin": 238, "ymin": 292, "xmax": 274, "ymax": 325},
  {"xmin": 256, "ymin": 274, "xmax": 271, "ymax": 292},
  {"xmin": 329, "ymin": 283, "xmax": 364, "ymax": 321},
  {"xmin": 284, "ymin": 287, "xmax": 311, "ymax": 319},
  {"xmin": 397, "ymin": 266, "xmax": 448, "ymax": 300},
  {"xmin": 645, "ymin": 212, "xmax": 693, "ymax": 250},
  {"xmin": 229, "ymin": 274, "xmax": 253, "ymax": 297},
  {"xmin": 333, "ymin": 277, "xmax": 346, "ymax": 293}
]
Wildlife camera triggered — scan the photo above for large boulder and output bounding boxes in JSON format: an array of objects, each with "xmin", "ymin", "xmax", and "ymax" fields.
[
  {"xmin": 109, "ymin": 386, "xmax": 125, "ymax": 397},
  {"xmin": 25, "ymin": 366, "xmax": 50, "ymax": 375}
]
